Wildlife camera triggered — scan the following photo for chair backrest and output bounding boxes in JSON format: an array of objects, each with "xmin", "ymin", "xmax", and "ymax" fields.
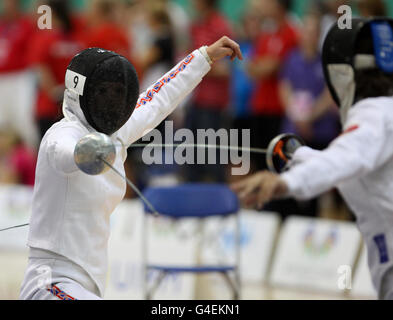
[{"xmin": 142, "ymin": 183, "xmax": 239, "ymax": 218}]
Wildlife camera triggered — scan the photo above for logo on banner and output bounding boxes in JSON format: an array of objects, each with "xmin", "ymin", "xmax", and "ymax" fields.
[
  {"xmin": 221, "ymin": 220, "xmax": 252, "ymax": 252},
  {"xmin": 303, "ymin": 225, "xmax": 338, "ymax": 257}
]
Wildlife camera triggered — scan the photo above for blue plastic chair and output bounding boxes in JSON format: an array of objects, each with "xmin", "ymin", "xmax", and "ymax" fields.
[{"xmin": 142, "ymin": 183, "xmax": 241, "ymax": 300}]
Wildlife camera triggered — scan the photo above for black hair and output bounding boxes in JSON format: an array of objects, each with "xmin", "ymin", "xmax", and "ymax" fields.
[
  {"xmin": 203, "ymin": 0, "xmax": 219, "ymax": 9},
  {"xmin": 277, "ymin": 0, "xmax": 292, "ymax": 12},
  {"xmin": 355, "ymin": 69, "xmax": 393, "ymax": 101},
  {"xmin": 358, "ymin": 0, "xmax": 387, "ymax": 17},
  {"xmin": 47, "ymin": 0, "xmax": 73, "ymax": 33},
  {"xmin": 354, "ymin": 22, "xmax": 393, "ymax": 101},
  {"xmin": 96, "ymin": 0, "xmax": 117, "ymax": 20}
]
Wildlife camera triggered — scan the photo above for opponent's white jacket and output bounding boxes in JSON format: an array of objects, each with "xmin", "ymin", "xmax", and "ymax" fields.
[
  {"xmin": 27, "ymin": 50, "xmax": 211, "ymax": 297},
  {"xmin": 281, "ymin": 97, "xmax": 393, "ymax": 297}
]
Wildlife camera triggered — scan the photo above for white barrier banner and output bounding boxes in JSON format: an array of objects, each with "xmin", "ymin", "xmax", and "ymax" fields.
[
  {"xmin": 0, "ymin": 184, "xmax": 32, "ymax": 250},
  {"xmin": 270, "ymin": 216, "xmax": 361, "ymax": 294},
  {"xmin": 105, "ymin": 200, "xmax": 198, "ymax": 300},
  {"xmin": 0, "ymin": 184, "xmax": 32, "ymax": 299},
  {"xmin": 201, "ymin": 209, "xmax": 280, "ymax": 283},
  {"xmin": 198, "ymin": 210, "xmax": 280, "ymax": 299}
]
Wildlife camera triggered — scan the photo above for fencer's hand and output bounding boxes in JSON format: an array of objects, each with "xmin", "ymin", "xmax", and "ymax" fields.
[
  {"xmin": 230, "ymin": 171, "xmax": 288, "ymax": 209},
  {"xmin": 206, "ymin": 36, "xmax": 243, "ymax": 63}
]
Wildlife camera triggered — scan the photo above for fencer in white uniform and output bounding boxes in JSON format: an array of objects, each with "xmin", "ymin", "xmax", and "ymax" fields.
[
  {"xmin": 232, "ymin": 18, "xmax": 393, "ymax": 299},
  {"xmin": 20, "ymin": 38, "xmax": 242, "ymax": 300},
  {"xmin": 282, "ymin": 97, "xmax": 393, "ymax": 299}
]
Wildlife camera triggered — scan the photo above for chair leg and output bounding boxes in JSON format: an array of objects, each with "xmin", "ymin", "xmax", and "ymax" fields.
[
  {"xmin": 232, "ymin": 270, "xmax": 241, "ymax": 300},
  {"xmin": 146, "ymin": 271, "xmax": 167, "ymax": 300},
  {"xmin": 221, "ymin": 272, "xmax": 240, "ymax": 300}
]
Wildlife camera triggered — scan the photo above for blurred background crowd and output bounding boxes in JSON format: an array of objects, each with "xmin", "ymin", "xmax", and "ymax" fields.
[{"xmin": 0, "ymin": 0, "xmax": 391, "ymax": 221}]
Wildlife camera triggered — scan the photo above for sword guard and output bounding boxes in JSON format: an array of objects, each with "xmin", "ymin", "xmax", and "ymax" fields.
[{"xmin": 266, "ymin": 133, "xmax": 305, "ymax": 173}]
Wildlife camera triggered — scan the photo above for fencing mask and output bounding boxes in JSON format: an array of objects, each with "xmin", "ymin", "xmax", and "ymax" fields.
[
  {"xmin": 322, "ymin": 18, "xmax": 393, "ymax": 123},
  {"xmin": 65, "ymin": 48, "xmax": 139, "ymax": 135}
]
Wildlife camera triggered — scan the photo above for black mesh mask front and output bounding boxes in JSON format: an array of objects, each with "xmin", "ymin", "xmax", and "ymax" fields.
[{"xmin": 67, "ymin": 48, "xmax": 139, "ymax": 135}]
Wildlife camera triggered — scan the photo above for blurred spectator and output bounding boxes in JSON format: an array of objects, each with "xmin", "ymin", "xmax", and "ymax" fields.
[
  {"xmin": 139, "ymin": 4, "xmax": 175, "ymax": 92},
  {"xmin": 0, "ymin": 127, "xmax": 36, "ymax": 186},
  {"xmin": 157, "ymin": 0, "xmax": 191, "ymax": 59},
  {"xmin": 125, "ymin": 0, "xmax": 154, "ymax": 71},
  {"xmin": 277, "ymin": 13, "xmax": 340, "ymax": 220},
  {"xmin": 137, "ymin": 4, "xmax": 178, "ymax": 188},
  {"xmin": 185, "ymin": 0, "xmax": 233, "ymax": 183},
  {"xmin": 127, "ymin": 0, "xmax": 190, "ymax": 61},
  {"xmin": 231, "ymin": 9, "xmax": 260, "ymax": 126},
  {"xmin": 229, "ymin": 7, "xmax": 261, "ymax": 181},
  {"xmin": 247, "ymin": 0, "xmax": 298, "ymax": 170},
  {"xmin": 29, "ymin": 0, "xmax": 86, "ymax": 139},
  {"xmin": 279, "ymin": 13, "xmax": 339, "ymax": 149},
  {"xmin": 83, "ymin": 0, "xmax": 130, "ymax": 58},
  {"xmin": 358, "ymin": 0, "xmax": 387, "ymax": 17},
  {"xmin": 125, "ymin": 2, "xmax": 181, "ymax": 194},
  {"xmin": 0, "ymin": 0, "xmax": 39, "ymax": 149}
]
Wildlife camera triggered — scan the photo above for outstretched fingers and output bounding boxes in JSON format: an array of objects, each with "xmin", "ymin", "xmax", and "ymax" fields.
[
  {"xmin": 231, "ymin": 173, "xmax": 262, "ymax": 200},
  {"xmin": 232, "ymin": 171, "xmax": 288, "ymax": 209},
  {"xmin": 256, "ymin": 178, "xmax": 276, "ymax": 209}
]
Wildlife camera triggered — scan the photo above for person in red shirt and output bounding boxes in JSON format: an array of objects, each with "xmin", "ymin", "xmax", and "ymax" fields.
[
  {"xmin": 185, "ymin": 0, "xmax": 233, "ymax": 183},
  {"xmin": 0, "ymin": 0, "xmax": 39, "ymax": 149},
  {"xmin": 29, "ymin": 0, "xmax": 86, "ymax": 139},
  {"xmin": 247, "ymin": 0, "xmax": 298, "ymax": 170},
  {"xmin": 0, "ymin": 0, "xmax": 33, "ymax": 72},
  {"xmin": 83, "ymin": 0, "xmax": 131, "ymax": 59},
  {"xmin": 245, "ymin": 0, "xmax": 309, "ymax": 219}
]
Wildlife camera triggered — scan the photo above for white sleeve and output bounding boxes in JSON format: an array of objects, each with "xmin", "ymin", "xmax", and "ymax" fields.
[
  {"xmin": 45, "ymin": 126, "xmax": 81, "ymax": 175},
  {"xmin": 281, "ymin": 103, "xmax": 393, "ymax": 200},
  {"xmin": 116, "ymin": 49, "xmax": 211, "ymax": 147},
  {"xmin": 288, "ymin": 146, "xmax": 323, "ymax": 167}
]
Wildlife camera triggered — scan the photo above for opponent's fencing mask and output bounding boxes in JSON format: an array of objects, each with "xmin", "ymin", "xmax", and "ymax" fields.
[
  {"xmin": 65, "ymin": 48, "xmax": 139, "ymax": 135},
  {"xmin": 322, "ymin": 18, "xmax": 393, "ymax": 123}
]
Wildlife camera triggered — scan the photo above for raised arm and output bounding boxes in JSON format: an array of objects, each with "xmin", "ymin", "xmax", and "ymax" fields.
[{"xmin": 116, "ymin": 36, "xmax": 242, "ymax": 147}]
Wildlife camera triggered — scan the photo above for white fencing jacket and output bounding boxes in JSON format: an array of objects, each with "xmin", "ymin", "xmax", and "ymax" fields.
[
  {"xmin": 27, "ymin": 50, "xmax": 211, "ymax": 297},
  {"xmin": 281, "ymin": 97, "xmax": 393, "ymax": 296}
]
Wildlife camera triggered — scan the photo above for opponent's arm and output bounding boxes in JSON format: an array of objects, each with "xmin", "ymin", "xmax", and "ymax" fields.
[
  {"xmin": 281, "ymin": 105, "xmax": 390, "ymax": 199},
  {"xmin": 232, "ymin": 102, "xmax": 392, "ymax": 207},
  {"xmin": 117, "ymin": 36, "xmax": 242, "ymax": 147}
]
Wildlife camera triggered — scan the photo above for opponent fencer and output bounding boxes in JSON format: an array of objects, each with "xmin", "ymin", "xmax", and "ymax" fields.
[
  {"xmin": 231, "ymin": 17, "xmax": 393, "ymax": 300},
  {"xmin": 20, "ymin": 37, "xmax": 242, "ymax": 300}
]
